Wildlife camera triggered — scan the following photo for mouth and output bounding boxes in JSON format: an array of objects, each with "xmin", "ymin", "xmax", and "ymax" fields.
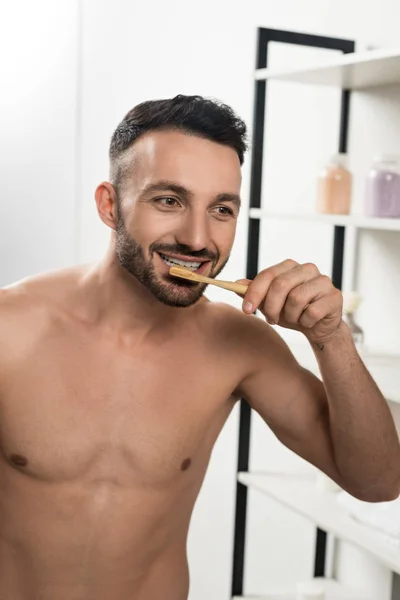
[{"xmin": 156, "ymin": 252, "xmax": 212, "ymax": 276}]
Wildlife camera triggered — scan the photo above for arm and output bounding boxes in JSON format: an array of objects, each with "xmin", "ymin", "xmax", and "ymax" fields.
[
  {"xmin": 237, "ymin": 319, "xmax": 400, "ymax": 502},
  {"xmin": 310, "ymin": 320, "xmax": 400, "ymax": 501},
  {"xmin": 237, "ymin": 321, "xmax": 343, "ymax": 488},
  {"xmin": 235, "ymin": 260, "xmax": 400, "ymax": 503}
]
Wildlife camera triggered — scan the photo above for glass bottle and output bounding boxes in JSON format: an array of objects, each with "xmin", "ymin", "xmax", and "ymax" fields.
[
  {"xmin": 365, "ymin": 155, "xmax": 400, "ymax": 218},
  {"xmin": 343, "ymin": 313, "xmax": 364, "ymax": 351},
  {"xmin": 317, "ymin": 153, "xmax": 352, "ymax": 215},
  {"xmin": 342, "ymin": 291, "xmax": 364, "ymax": 354}
]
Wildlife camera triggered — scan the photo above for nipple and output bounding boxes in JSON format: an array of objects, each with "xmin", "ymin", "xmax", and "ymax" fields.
[
  {"xmin": 181, "ymin": 458, "xmax": 192, "ymax": 471},
  {"xmin": 10, "ymin": 454, "xmax": 28, "ymax": 467}
]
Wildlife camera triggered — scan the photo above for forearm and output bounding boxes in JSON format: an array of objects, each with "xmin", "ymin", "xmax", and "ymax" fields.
[{"xmin": 311, "ymin": 320, "xmax": 400, "ymax": 501}]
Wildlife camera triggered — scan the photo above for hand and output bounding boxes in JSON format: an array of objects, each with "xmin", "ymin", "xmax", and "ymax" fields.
[{"xmin": 235, "ymin": 259, "xmax": 343, "ymax": 345}]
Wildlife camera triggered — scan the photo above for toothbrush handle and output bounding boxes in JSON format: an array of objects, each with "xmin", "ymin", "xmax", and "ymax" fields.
[{"xmin": 207, "ymin": 279, "xmax": 248, "ymax": 295}]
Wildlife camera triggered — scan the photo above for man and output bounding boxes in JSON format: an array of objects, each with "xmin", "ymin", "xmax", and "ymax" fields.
[{"xmin": 0, "ymin": 94, "xmax": 399, "ymax": 600}]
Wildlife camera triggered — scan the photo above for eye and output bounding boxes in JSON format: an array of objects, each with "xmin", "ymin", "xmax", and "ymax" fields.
[
  {"xmin": 215, "ymin": 206, "xmax": 235, "ymax": 217},
  {"xmin": 155, "ymin": 197, "xmax": 180, "ymax": 208}
]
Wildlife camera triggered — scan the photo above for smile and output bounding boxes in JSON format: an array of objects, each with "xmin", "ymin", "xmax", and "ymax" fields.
[{"xmin": 159, "ymin": 253, "xmax": 203, "ymax": 271}]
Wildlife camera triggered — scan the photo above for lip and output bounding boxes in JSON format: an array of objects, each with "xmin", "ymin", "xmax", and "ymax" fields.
[{"xmin": 156, "ymin": 252, "xmax": 212, "ymax": 277}]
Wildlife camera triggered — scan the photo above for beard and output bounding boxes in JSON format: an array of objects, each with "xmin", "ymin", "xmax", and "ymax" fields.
[{"xmin": 115, "ymin": 210, "xmax": 230, "ymax": 308}]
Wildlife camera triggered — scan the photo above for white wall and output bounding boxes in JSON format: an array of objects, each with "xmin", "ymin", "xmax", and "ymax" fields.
[
  {"xmin": 2, "ymin": 1, "xmax": 400, "ymax": 599},
  {"xmin": 0, "ymin": 0, "xmax": 79, "ymax": 286}
]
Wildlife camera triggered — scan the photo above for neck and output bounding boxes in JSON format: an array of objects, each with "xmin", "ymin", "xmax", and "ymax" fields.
[{"xmin": 79, "ymin": 241, "xmax": 203, "ymax": 335}]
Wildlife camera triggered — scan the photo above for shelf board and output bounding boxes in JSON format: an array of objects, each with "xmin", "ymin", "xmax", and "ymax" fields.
[
  {"xmin": 238, "ymin": 471, "xmax": 400, "ymax": 576},
  {"xmin": 249, "ymin": 209, "xmax": 400, "ymax": 232},
  {"xmin": 233, "ymin": 576, "xmax": 370, "ymax": 598},
  {"xmin": 288, "ymin": 343, "xmax": 400, "ymax": 405},
  {"xmin": 255, "ymin": 48, "xmax": 400, "ymax": 89}
]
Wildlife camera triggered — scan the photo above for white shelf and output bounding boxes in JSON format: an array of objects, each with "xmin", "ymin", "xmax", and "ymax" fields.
[
  {"xmin": 238, "ymin": 471, "xmax": 400, "ymax": 576},
  {"xmin": 233, "ymin": 577, "xmax": 370, "ymax": 598},
  {"xmin": 255, "ymin": 48, "xmax": 400, "ymax": 89},
  {"xmin": 288, "ymin": 343, "xmax": 400, "ymax": 405},
  {"xmin": 249, "ymin": 209, "xmax": 400, "ymax": 232}
]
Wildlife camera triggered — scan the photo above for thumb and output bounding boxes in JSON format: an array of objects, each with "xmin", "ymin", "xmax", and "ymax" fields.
[{"xmin": 234, "ymin": 278, "xmax": 251, "ymax": 299}]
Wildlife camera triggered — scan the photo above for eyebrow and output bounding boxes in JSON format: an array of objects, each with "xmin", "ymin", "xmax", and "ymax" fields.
[{"xmin": 141, "ymin": 180, "xmax": 241, "ymax": 210}]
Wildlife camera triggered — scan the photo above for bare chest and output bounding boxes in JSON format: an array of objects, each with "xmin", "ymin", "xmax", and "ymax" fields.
[{"xmin": 0, "ymin": 331, "xmax": 238, "ymax": 487}]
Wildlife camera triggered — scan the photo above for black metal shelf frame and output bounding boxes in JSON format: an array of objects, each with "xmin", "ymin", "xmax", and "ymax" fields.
[{"xmin": 231, "ymin": 27, "xmax": 355, "ymax": 598}]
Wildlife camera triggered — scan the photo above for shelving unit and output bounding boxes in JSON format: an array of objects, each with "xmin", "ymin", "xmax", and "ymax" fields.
[
  {"xmin": 233, "ymin": 576, "xmax": 370, "ymax": 599},
  {"xmin": 237, "ymin": 471, "xmax": 400, "ymax": 576},
  {"xmin": 249, "ymin": 209, "xmax": 400, "ymax": 232},
  {"xmin": 231, "ymin": 26, "xmax": 400, "ymax": 600},
  {"xmin": 255, "ymin": 47, "xmax": 400, "ymax": 89}
]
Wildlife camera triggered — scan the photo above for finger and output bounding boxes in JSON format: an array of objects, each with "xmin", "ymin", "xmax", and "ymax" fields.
[
  {"xmin": 298, "ymin": 293, "xmax": 340, "ymax": 329},
  {"xmin": 262, "ymin": 262, "xmax": 320, "ymax": 323},
  {"xmin": 242, "ymin": 259, "xmax": 298, "ymax": 314},
  {"xmin": 283, "ymin": 275, "xmax": 333, "ymax": 324},
  {"xmin": 234, "ymin": 279, "xmax": 251, "ymax": 299}
]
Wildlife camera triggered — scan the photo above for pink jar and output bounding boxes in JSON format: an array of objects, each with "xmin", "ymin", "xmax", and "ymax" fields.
[{"xmin": 365, "ymin": 155, "xmax": 400, "ymax": 218}]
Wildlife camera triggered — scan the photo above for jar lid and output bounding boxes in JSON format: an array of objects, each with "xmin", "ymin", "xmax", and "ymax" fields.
[
  {"xmin": 373, "ymin": 153, "xmax": 399, "ymax": 164},
  {"xmin": 330, "ymin": 153, "xmax": 348, "ymax": 167}
]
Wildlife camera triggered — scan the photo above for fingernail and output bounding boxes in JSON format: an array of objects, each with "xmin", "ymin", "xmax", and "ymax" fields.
[{"xmin": 243, "ymin": 302, "xmax": 253, "ymax": 313}]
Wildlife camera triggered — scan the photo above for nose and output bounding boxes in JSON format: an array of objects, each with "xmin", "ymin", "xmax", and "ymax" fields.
[{"xmin": 174, "ymin": 210, "xmax": 211, "ymax": 252}]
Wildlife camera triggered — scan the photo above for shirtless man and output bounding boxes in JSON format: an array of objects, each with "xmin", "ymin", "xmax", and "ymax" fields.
[{"xmin": 1, "ymin": 94, "xmax": 399, "ymax": 600}]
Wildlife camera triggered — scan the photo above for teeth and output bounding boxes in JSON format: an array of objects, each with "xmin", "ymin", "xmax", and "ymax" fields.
[{"xmin": 160, "ymin": 254, "xmax": 202, "ymax": 271}]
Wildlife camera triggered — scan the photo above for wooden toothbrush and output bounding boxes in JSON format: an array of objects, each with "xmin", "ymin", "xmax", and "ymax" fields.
[{"xmin": 169, "ymin": 265, "xmax": 248, "ymax": 295}]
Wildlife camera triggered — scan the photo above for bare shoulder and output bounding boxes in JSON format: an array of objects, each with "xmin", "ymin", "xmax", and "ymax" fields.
[
  {"xmin": 2, "ymin": 263, "xmax": 90, "ymax": 297},
  {"xmin": 0, "ymin": 264, "xmax": 91, "ymax": 349},
  {"xmin": 199, "ymin": 300, "xmax": 301, "ymax": 389},
  {"xmin": 1, "ymin": 264, "xmax": 89, "ymax": 308},
  {"xmin": 200, "ymin": 299, "xmax": 283, "ymax": 348},
  {"xmin": 199, "ymin": 299, "xmax": 292, "ymax": 364}
]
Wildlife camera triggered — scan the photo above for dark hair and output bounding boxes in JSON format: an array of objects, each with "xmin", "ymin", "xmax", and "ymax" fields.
[{"xmin": 109, "ymin": 94, "xmax": 248, "ymax": 196}]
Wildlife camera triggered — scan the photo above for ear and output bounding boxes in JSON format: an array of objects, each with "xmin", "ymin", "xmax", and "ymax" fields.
[{"xmin": 95, "ymin": 182, "xmax": 118, "ymax": 230}]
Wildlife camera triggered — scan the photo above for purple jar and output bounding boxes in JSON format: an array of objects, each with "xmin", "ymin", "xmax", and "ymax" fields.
[{"xmin": 365, "ymin": 155, "xmax": 400, "ymax": 218}]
